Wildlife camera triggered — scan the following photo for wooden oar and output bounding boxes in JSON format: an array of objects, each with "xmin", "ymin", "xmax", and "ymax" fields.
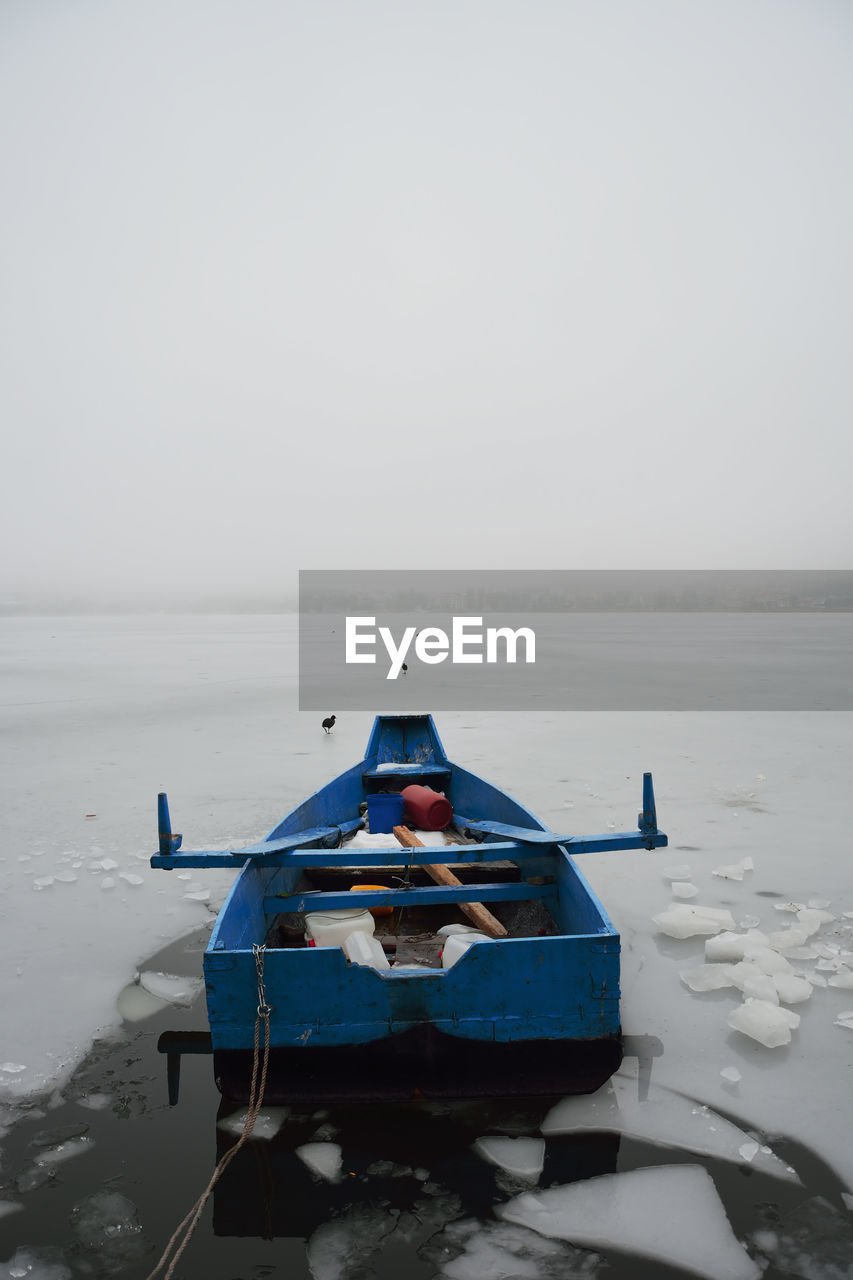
[{"xmin": 393, "ymin": 825, "xmax": 508, "ymax": 939}]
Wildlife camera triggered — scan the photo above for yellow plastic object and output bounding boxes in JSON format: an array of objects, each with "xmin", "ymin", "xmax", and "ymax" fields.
[{"xmin": 349, "ymin": 884, "xmax": 395, "ymax": 917}]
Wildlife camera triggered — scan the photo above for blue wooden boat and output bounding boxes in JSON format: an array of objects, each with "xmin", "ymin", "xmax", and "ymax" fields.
[{"xmin": 151, "ymin": 714, "xmax": 666, "ymax": 1103}]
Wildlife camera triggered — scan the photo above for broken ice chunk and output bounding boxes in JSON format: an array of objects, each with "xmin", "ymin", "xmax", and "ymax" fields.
[
  {"xmin": 653, "ymin": 905, "xmax": 736, "ymax": 939},
  {"xmin": 705, "ymin": 932, "xmax": 750, "ymax": 963},
  {"xmin": 296, "ymin": 1141, "xmax": 342, "ymax": 1182},
  {"xmin": 773, "ymin": 974, "xmax": 813, "ymax": 1004},
  {"xmin": 784, "ymin": 945, "xmax": 819, "ymax": 961},
  {"xmin": 118, "ymin": 873, "xmax": 143, "ymax": 887},
  {"xmin": 742, "ymin": 974, "xmax": 779, "ymax": 1004},
  {"xmin": 743, "ymin": 946, "xmax": 793, "ymax": 977},
  {"xmin": 498, "ymin": 1165, "xmax": 762, "ymax": 1280},
  {"xmin": 137, "ymin": 972, "xmax": 204, "ymax": 1007},
  {"xmin": 0, "ymin": 1248, "xmax": 71, "ymax": 1280},
  {"xmin": 720, "ymin": 1067, "xmax": 742, "ymax": 1084},
  {"xmin": 713, "ymin": 862, "xmax": 747, "ymax": 881},
  {"xmin": 473, "ymin": 1136, "xmax": 545, "ymax": 1181},
  {"xmin": 766, "ymin": 927, "xmax": 811, "ymax": 952},
  {"xmin": 739, "ymin": 1140, "xmax": 760, "ymax": 1162},
  {"xmin": 541, "ymin": 1074, "xmax": 797, "ymax": 1182},
  {"xmin": 662, "ymin": 864, "xmax": 692, "ymax": 881},
  {"xmin": 34, "ymin": 1136, "xmax": 95, "ymax": 1167},
  {"xmin": 218, "ymin": 1108, "xmax": 289, "ymax": 1140},
  {"xmin": 773, "ymin": 901, "xmax": 804, "ymax": 914},
  {"xmin": 671, "ymin": 881, "xmax": 699, "ymax": 900},
  {"xmin": 827, "ymin": 970, "xmax": 853, "ymax": 990},
  {"xmin": 728, "ymin": 999, "xmax": 800, "ymax": 1048},
  {"xmin": 680, "ymin": 965, "xmax": 735, "ymax": 993},
  {"xmin": 796, "ymin": 907, "xmax": 836, "ymax": 934},
  {"xmin": 807, "ymin": 898, "xmax": 831, "ymax": 909},
  {"xmin": 116, "ymin": 982, "xmax": 170, "ymax": 1022}
]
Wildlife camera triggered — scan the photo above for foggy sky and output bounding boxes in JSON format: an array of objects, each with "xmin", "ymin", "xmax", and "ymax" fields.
[{"xmin": 2, "ymin": 0, "xmax": 852, "ymax": 608}]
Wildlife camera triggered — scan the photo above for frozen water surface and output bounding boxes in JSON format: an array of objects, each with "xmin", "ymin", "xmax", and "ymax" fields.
[
  {"xmin": 3, "ymin": 615, "xmax": 853, "ymax": 1265},
  {"xmin": 541, "ymin": 1070, "xmax": 798, "ymax": 1181},
  {"xmin": 499, "ymin": 1164, "xmax": 762, "ymax": 1280}
]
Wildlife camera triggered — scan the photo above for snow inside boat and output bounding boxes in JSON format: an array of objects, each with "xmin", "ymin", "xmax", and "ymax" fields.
[{"xmin": 150, "ymin": 714, "xmax": 667, "ymax": 1103}]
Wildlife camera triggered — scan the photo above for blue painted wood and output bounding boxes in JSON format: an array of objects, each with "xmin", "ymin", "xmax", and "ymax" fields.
[
  {"xmin": 361, "ymin": 757, "xmax": 448, "ymax": 778},
  {"xmin": 236, "ymin": 841, "xmax": 545, "ymax": 867},
  {"xmin": 205, "ymin": 932, "xmax": 619, "ymax": 1051},
  {"xmin": 264, "ymin": 881, "xmax": 554, "ymax": 914},
  {"xmin": 151, "ymin": 712, "xmax": 667, "ymax": 1095},
  {"xmin": 456, "ymin": 816, "xmax": 575, "ymax": 844},
  {"xmin": 150, "ymin": 817, "xmax": 365, "ymax": 868},
  {"xmin": 157, "ymin": 793, "xmax": 182, "ymax": 856}
]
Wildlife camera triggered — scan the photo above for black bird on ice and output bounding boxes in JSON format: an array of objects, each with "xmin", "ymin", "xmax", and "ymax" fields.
[{"xmin": 322, "ymin": 715, "xmax": 336, "ymax": 734}]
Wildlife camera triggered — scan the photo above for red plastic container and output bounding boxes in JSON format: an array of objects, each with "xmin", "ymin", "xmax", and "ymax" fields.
[{"xmin": 401, "ymin": 784, "xmax": 453, "ymax": 831}]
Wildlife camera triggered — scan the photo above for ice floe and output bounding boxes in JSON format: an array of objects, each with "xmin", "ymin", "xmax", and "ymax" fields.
[
  {"xmin": 296, "ymin": 1141, "xmax": 343, "ymax": 1182},
  {"xmin": 136, "ymin": 971, "xmax": 204, "ymax": 1007},
  {"xmin": 0, "ymin": 1247, "xmax": 72, "ymax": 1279},
  {"xmin": 472, "ymin": 1136, "xmax": 545, "ymax": 1181},
  {"xmin": 746, "ymin": 1195, "xmax": 853, "ymax": 1279},
  {"xmin": 499, "ymin": 1165, "xmax": 762, "ymax": 1280},
  {"xmin": 217, "ymin": 1107, "xmax": 289, "ymax": 1140},
  {"xmin": 728, "ymin": 999, "xmax": 800, "ymax": 1048},
  {"xmin": 70, "ymin": 1191, "xmax": 149, "ymax": 1273},
  {"xmin": 541, "ymin": 1071, "xmax": 797, "ymax": 1181},
  {"xmin": 420, "ymin": 1217, "xmax": 600, "ymax": 1279},
  {"xmin": 713, "ymin": 860, "xmax": 752, "ymax": 881},
  {"xmin": 653, "ymin": 904, "xmax": 737, "ymax": 939},
  {"xmin": 680, "ymin": 963, "xmax": 735, "ymax": 992}
]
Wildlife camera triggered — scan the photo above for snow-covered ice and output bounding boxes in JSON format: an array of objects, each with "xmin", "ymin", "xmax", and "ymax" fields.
[{"xmin": 499, "ymin": 1165, "xmax": 762, "ymax": 1280}]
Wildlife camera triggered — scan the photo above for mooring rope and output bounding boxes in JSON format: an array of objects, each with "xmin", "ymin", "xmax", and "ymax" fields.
[{"xmin": 146, "ymin": 944, "xmax": 272, "ymax": 1280}]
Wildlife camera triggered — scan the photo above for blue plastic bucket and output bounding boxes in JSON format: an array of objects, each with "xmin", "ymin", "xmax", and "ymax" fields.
[{"xmin": 366, "ymin": 793, "xmax": 405, "ymax": 834}]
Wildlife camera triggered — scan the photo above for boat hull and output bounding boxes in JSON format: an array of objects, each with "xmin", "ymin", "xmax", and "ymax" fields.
[
  {"xmin": 152, "ymin": 715, "xmax": 667, "ymax": 1105},
  {"xmin": 212, "ymin": 1022, "xmax": 623, "ymax": 1104}
]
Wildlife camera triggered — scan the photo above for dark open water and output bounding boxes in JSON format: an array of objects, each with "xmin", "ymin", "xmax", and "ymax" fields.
[{"xmin": 2, "ymin": 930, "xmax": 851, "ymax": 1280}]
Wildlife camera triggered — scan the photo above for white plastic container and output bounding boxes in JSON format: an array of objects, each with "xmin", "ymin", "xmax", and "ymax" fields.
[
  {"xmin": 342, "ymin": 930, "xmax": 391, "ymax": 970},
  {"xmin": 441, "ymin": 931, "xmax": 490, "ymax": 969},
  {"xmin": 304, "ymin": 908, "xmax": 375, "ymax": 948}
]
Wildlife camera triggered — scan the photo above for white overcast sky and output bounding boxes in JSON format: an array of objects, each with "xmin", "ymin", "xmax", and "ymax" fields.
[{"xmin": 1, "ymin": 0, "xmax": 851, "ymax": 605}]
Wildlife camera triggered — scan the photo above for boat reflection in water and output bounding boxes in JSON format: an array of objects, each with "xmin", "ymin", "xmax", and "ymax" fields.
[{"xmin": 210, "ymin": 1095, "xmax": 622, "ymax": 1242}]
